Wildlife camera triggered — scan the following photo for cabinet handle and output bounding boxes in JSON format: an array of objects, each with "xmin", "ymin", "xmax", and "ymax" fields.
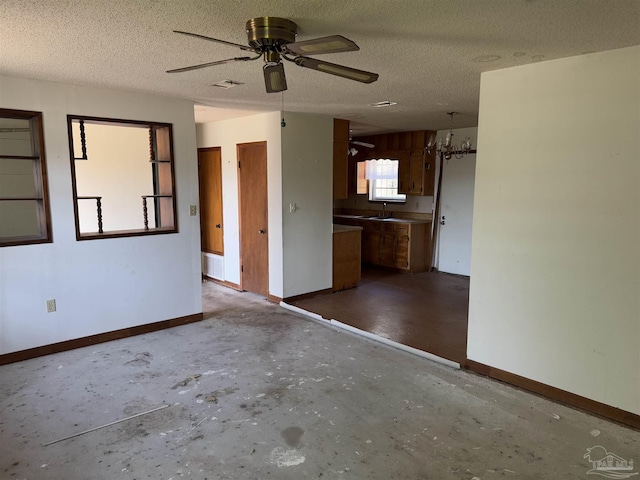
[
  {"xmin": 259, "ymin": 229, "xmax": 266, "ymax": 234},
  {"xmin": 215, "ymin": 224, "xmax": 221, "ymax": 229}
]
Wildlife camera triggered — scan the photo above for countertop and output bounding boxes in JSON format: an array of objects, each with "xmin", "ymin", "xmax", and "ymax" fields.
[{"xmin": 333, "ymin": 214, "xmax": 431, "ymax": 225}]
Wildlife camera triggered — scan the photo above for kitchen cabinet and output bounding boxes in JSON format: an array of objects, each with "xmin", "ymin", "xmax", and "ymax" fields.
[
  {"xmin": 335, "ymin": 215, "xmax": 431, "ymax": 272},
  {"xmin": 379, "ymin": 233, "xmax": 395, "ymax": 266},
  {"xmin": 399, "ymin": 145, "xmax": 436, "ymax": 196},
  {"xmin": 333, "ymin": 118, "xmax": 350, "ymax": 200},
  {"xmin": 352, "ymin": 130, "xmax": 436, "ymax": 197},
  {"xmin": 333, "ymin": 224, "xmax": 362, "ymax": 291},
  {"xmin": 362, "ymin": 221, "xmax": 381, "ymax": 264}
]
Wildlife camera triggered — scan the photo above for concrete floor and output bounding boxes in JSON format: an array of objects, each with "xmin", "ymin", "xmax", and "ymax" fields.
[{"xmin": 0, "ymin": 281, "xmax": 637, "ymax": 479}]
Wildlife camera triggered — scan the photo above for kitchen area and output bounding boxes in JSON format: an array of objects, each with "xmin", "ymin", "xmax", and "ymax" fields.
[{"xmin": 291, "ymin": 120, "xmax": 471, "ymax": 365}]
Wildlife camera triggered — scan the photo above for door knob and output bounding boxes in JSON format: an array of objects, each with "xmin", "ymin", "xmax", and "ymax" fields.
[
  {"xmin": 440, "ymin": 216, "xmax": 446, "ymax": 225},
  {"xmin": 215, "ymin": 224, "xmax": 221, "ymax": 229},
  {"xmin": 259, "ymin": 229, "xmax": 266, "ymax": 234}
]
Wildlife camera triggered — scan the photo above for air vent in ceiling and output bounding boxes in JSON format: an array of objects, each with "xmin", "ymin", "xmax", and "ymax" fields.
[{"xmin": 211, "ymin": 80, "xmax": 244, "ymax": 89}]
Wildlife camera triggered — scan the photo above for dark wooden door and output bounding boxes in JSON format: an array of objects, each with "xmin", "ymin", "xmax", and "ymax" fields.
[
  {"xmin": 198, "ymin": 147, "xmax": 224, "ymax": 255},
  {"xmin": 238, "ymin": 142, "xmax": 269, "ymax": 296}
]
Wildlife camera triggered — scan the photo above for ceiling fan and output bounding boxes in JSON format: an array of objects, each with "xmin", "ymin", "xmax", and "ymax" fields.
[
  {"xmin": 348, "ymin": 139, "xmax": 375, "ymax": 156},
  {"xmin": 167, "ymin": 17, "xmax": 379, "ymax": 93}
]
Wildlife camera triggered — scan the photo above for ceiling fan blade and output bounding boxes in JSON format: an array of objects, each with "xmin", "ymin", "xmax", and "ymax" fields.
[
  {"xmin": 284, "ymin": 35, "xmax": 359, "ymax": 55},
  {"xmin": 167, "ymin": 56, "xmax": 254, "ymax": 73},
  {"xmin": 263, "ymin": 63, "xmax": 288, "ymax": 93},
  {"xmin": 173, "ymin": 30, "xmax": 256, "ymax": 52},
  {"xmin": 351, "ymin": 140, "xmax": 375, "ymax": 148},
  {"xmin": 294, "ymin": 57, "xmax": 379, "ymax": 84}
]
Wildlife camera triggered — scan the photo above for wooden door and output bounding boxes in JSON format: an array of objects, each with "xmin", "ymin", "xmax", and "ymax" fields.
[
  {"xmin": 198, "ymin": 147, "xmax": 223, "ymax": 255},
  {"xmin": 238, "ymin": 142, "xmax": 269, "ymax": 296}
]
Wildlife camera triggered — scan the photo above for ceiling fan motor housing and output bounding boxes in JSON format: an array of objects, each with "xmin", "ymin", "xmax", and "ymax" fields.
[{"xmin": 246, "ymin": 17, "xmax": 297, "ymax": 50}]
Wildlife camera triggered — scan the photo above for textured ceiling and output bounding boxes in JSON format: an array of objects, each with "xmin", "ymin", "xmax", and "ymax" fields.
[{"xmin": 1, "ymin": 0, "xmax": 639, "ymax": 134}]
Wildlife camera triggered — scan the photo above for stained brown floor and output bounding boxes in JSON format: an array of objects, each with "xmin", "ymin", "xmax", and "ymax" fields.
[{"xmin": 289, "ymin": 266, "xmax": 469, "ymax": 365}]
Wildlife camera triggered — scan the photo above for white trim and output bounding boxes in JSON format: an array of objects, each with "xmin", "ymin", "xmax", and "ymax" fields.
[{"xmin": 279, "ymin": 302, "xmax": 327, "ymax": 322}]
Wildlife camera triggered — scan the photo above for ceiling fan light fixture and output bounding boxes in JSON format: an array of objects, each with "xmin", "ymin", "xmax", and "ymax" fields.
[
  {"xmin": 263, "ymin": 63, "xmax": 287, "ymax": 93},
  {"xmin": 264, "ymin": 50, "xmax": 281, "ymax": 65},
  {"xmin": 168, "ymin": 17, "xmax": 379, "ymax": 93}
]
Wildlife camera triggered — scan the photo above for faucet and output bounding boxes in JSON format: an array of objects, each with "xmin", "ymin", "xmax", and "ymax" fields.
[{"xmin": 382, "ymin": 202, "xmax": 387, "ymax": 217}]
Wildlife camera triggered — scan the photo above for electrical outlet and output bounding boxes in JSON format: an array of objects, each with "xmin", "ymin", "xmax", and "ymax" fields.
[
  {"xmin": 189, "ymin": 205, "xmax": 197, "ymax": 216},
  {"xmin": 46, "ymin": 299, "xmax": 56, "ymax": 313}
]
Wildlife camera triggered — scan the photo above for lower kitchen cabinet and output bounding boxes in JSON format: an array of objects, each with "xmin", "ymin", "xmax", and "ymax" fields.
[
  {"xmin": 362, "ymin": 221, "xmax": 381, "ymax": 264},
  {"xmin": 335, "ymin": 216, "xmax": 431, "ymax": 273},
  {"xmin": 374, "ymin": 221, "xmax": 429, "ymax": 271}
]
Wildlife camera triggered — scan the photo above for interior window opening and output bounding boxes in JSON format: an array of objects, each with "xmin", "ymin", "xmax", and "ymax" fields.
[
  {"xmin": 0, "ymin": 108, "xmax": 52, "ymax": 247},
  {"xmin": 67, "ymin": 116, "xmax": 177, "ymax": 240}
]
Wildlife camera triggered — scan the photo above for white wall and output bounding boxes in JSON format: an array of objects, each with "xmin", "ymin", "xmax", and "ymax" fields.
[
  {"xmin": 0, "ymin": 75, "xmax": 203, "ymax": 355},
  {"xmin": 196, "ymin": 111, "xmax": 334, "ymax": 299},
  {"xmin": 281, "ymin": 112, "xmax": 333, "ymax": 298},
  {"xmin": 74, "ymin": 123, "xmax": 155, "ymax": 232},
  {"xmin": 468, "ymin": 46, "xmax": 640, "ymax": 415},
  {"xmin": 196, "ymin": 112, "xmax": 284, "ymax": 297}
]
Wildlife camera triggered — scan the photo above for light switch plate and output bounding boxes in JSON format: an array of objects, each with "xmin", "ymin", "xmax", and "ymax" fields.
[{"xmin": 189, "ymin": 205, "xmax": 197, "ymax": 216}]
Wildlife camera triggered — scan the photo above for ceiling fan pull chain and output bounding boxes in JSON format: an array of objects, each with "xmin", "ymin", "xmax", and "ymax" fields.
[{"xmin": 281, "ymin": 91, "xmax": 286, "ymax": 128}]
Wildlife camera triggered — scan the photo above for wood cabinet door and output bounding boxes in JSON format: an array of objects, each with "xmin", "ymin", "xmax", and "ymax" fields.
[
  {"xmin": 409, "ymin": 151, "xmax": 425, "ymax": 194},
  {"xmin": 394, "ymin": 235, "xmax": 410, "ymax": 269},
  {"xmin": 379, "ymin": 233, "xmax": 395, "ymax": 266},
  {"xmin": 398, "ymin": 153, "xmax": 410, "ymax": 194},
  {"xmin": 363, "ymin": 231, "xmax": 380, "ymax": 264}
]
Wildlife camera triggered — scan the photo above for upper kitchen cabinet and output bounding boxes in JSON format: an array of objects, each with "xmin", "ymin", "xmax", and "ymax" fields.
[
  {"xmin": 333, "ymin": 118, "xmax": 349, "ymax": 200},
  {"xmin": 399, "ymin": 130, "xmax": 436, "ymax": 196}
]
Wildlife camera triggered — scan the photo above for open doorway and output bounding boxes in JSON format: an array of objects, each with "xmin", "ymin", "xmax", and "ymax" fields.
[
  {"xmin": 291, "ymin": 129, "xmax": 477, "ymax": 366},
  {"xmin": 198, "ymin": 147, "xmax": 224, "ymax": 280}
]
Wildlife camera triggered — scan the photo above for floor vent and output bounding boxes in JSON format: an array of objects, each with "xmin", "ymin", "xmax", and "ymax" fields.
[{"xmin": 202, "ymin": 253, "xmax": 223, "ymax": 280}]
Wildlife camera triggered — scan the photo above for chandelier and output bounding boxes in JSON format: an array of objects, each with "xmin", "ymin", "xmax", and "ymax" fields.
[{"xmin": 426, "ymin": 112, "xmax": 473, "ymax": 160}]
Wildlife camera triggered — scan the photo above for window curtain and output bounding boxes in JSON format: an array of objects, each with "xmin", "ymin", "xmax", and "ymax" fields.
[{"xmin": 364, "ymin": 158, "xmax": 398, "ymax": 180}]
